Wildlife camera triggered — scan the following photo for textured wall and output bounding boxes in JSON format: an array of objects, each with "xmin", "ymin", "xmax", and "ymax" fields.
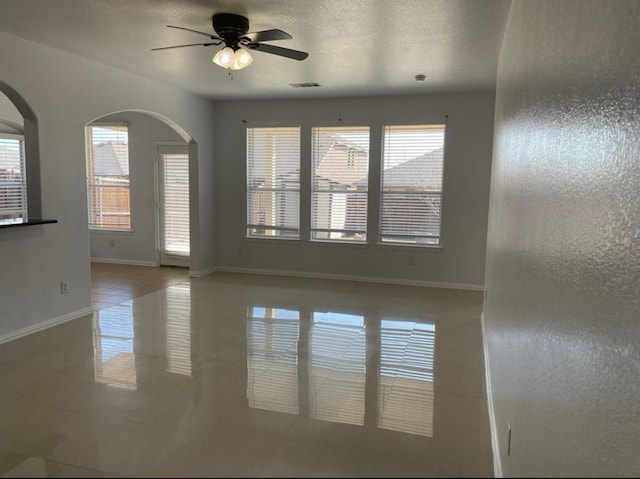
[
  {"xmin": 215, "ymin": 93, "xmax": 495, "ymax": 287},
  {"xmin": 484, "ymin": 1, "xmax": 640, "ymax": 476}
]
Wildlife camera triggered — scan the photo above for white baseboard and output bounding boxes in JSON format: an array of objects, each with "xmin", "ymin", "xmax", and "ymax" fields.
[
  {"xmin": 214, "ymin": 266, "xmax": 484, "ymax": 291},
  {"xmin": 0, "ymin": 307, "xmax": 94, "ymax": 346},
  {"xmin": 189, "ymin": 265, "xmax": 217, "ymax": 278},
  {"xmin": 482, "ymin": 312, "xmax": 502, "ymax": 478},
  {"xmin": 91, "ymin": 257, "xmax": 158, "ymax": 267}
]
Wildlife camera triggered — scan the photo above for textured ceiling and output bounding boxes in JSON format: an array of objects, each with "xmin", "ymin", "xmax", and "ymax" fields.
[{"xmin": 0, "ymin": 0, "xmax": 511, "ymax": 100}]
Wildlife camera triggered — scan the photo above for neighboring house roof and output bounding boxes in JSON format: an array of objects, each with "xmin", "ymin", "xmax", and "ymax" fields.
[
  {"xmin": 93, "ymin": 141, "xmax": 129, "ymax": 176},
  {"xmin": 355, "ymin": 147, "xmax": 444, "ymax": 190},
  {"xmin": 314, "ymin": 141, "xmax": 369, "ymax": 187},
  {"xmin": 251, "ymin": 135, "xmax": 369, "ymax": 188}
]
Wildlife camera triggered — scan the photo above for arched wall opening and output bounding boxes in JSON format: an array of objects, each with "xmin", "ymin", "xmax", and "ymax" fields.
[
  {"xmin": 0, "ymin": 81, "xmax": 42, "ymax": 219},
  {"xmin": 85, "ymin": 109, "xmax": 198, "ymax": 272}
]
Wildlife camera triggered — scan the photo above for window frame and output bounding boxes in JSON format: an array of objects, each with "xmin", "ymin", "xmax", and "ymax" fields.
[
  {"xmin": 378, "ymin": 123, "xmax": 447, "ymax": 248},
  {"xmin": 85, "ymin": 122, "xmax": 132, "ymax": 232},
  {"xmin": 310, "ymin": 125, "xmax": 371, "ymax": 244},
  {"xmin": 245, "ymin": 125, "xmax": 301, "ymax": 240},
  {"xmin": 0, "ymin": 132, "xmax": 28, "ymax": 222}
]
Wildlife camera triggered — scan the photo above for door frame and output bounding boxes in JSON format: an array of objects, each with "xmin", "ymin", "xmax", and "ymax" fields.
[{"xmin": 155, "ymin": 142, "xmax": 190, "ymax": 268}]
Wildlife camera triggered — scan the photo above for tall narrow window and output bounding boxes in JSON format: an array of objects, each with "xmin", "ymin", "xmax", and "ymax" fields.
[
  {"xmin": 86, "ymin": 124, "xmax": 131, "ymax": 230},
  {"xmin": 246, "ymin": 127, "xmax": 300, "ymax": 238},
  {"xmin": 380, "ymin": 125, "xmax": 445, "ymax": 245},
  {"xmin": 158, "ymin": 145, "xmax": 190, "ymax": 264},
  {"xmin": 311, "ymin": 126, "xmax": 369, "ymax": 242},
  {"xmin": 0, "ymin": 135, "xmax": 27, "ymax": 222}
]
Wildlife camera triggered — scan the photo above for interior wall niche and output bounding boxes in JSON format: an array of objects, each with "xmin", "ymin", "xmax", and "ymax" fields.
[{"xmin": 0, "ymin": 81, "xmax": 42, "ymax": 218}]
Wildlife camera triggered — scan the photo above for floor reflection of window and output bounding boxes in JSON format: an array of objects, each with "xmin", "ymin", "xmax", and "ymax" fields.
[
  {"xmin": 93, "ymin": 301, "xmax": 137, "ymax": 390},
  {"xmin": 378, "ymin": 319, "xmax": 435, "ymax": 437},
  {"xmin": 309, "ymin": 311, "xmax": 366, "ymax": 426},
  {"xmin": 247, "ymin": 306, "xmax": 300, "ymax": 415},
  {"xmin": 166, "ymin": 283, "xmax": 192, "ymax": 376}
]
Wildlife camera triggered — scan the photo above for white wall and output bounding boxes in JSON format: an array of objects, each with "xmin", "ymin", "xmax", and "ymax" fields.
[
  {"xmin": 215, "ymin": 93, "xmax": 495, "ymax": 287},
  {"xmin": 88, "ymin": 111, "xmax": 185, "ymax": 264},
  {"xmin": 484, "ymin": 1, "xmax": 640, "ymax": 476},
  {"xmin": 0, "ymin": 30, "xmax": 216, "ymax": 340}
]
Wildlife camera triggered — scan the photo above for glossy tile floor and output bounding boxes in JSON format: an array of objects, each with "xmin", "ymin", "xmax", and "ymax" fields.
[{"xmin": 0, "ymin": 266, "xmax": 492, "ymax": 477}]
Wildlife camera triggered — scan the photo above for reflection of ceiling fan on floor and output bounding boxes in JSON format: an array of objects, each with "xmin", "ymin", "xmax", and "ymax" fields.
[{"xmin": 152, "ymin": 12, "xmax": 309, "ymax": 70}]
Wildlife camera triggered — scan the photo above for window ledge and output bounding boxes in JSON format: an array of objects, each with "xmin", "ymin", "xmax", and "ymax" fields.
[
  {"xmin": 245, "ymin": 236, "xmax": 302, "ymax": 245},
  {"xmin": 309, "ymin": 240, "xmax": 369, "ymax": 249},
  {"xmin": 90, "ymin": 228, "xmax": 134, "ymax": 235},
  {"xmin": 376, "ymin": 242, "xmax": 443, "ymax": 251},
  {"xmin": 0, "ymin": 218, "xmax": 58, "ymax": 230}
]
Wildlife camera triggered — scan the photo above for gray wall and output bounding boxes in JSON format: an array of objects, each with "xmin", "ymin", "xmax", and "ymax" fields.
[
  {"xmin": 0, "ymin": 91, "xmax": 23, "ymax": 133},
  {"xmin": 215, "ymin": 92, "xmax": 495, "ymax": 287},
  {"xmin": 0, "ymin": 30, "xmax": 216, "ymax": 340},
  {"xmin": 484, "ymin": 1, "xmax": 640, "ymax": 476},
  {"xmin": 89, "ymin": 111, "xmax": 185, "ymax": 264}
]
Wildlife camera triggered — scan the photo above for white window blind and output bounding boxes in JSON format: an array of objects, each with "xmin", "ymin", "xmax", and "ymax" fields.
[
  {"xmin": 246, "ymin": 127, "xmax": 300, "ymax": 238},
  {"xmin": 86, "ymin": 125, "xmax": 131, "ymax": 230},
  {"xmin": 161, "ymin": 150, "xmax": 190, "ymax": 256},
  {"xmin": 0, "ymin": 136, "xmax": 27, "ymax": 221},
  {"xmin": 380, "ymin": 124, "xmax": 445, "ymax": 245},
  {"xmin": 311, "ymin": 126, "xmax": 369, "ymax": 242}
]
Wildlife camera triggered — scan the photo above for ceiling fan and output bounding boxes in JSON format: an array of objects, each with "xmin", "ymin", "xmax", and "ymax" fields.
[{"xmin": 151, "ymin": 13, "xmax": 309, "ymax": 70}]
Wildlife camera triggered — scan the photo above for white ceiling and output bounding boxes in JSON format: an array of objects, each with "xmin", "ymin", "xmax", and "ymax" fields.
[{"xmin": 0, "ymin": 0, "xmax": 511, "ymax": 100}]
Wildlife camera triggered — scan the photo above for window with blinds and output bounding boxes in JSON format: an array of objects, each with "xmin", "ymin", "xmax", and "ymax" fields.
[
  {"xmin": 0, "ymin": 136, "xmax": 27, "ymax": 221},
  {"xmin": 160, "ymin": 149, "xmax": 190, "ymax": 256},
  {"xmin": 246, "ymin": 127, "xmax": 300, "ymax": 238},
  {"xmin": 311, "ymin": 126, "xmax": 369, "ymax": 242},
  {"xmin": 380, "ymin": 124, "xmax": 446, "ymax": 245},
  {"xmin": 86, "ymin": 125, "xmax": 131, "ymax": 230}
]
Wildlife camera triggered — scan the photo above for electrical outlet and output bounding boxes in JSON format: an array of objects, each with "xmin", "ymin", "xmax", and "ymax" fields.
[
  {"xmin": 60, "ymin": 281, "xmax": 68, "ymax": 294},
  {"xmin": 507, "ymin": 422, "xmax": 512, "ymax": 456},
  {"xmin": 408, "ymin": 255, "xmax": 414, "ymax": 266},
  {"xmin": 109, "ymin": 239, "xmax": 115, "ymax": 247}
]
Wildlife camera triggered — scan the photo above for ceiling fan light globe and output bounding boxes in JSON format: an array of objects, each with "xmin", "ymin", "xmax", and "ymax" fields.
[
  {"xmin": 232, "ymin": 49, "xmax": 253, "ymax": 70},
  {"xmin": 212, "ymin": 46, "xmax": 236, "ymax": 68}
]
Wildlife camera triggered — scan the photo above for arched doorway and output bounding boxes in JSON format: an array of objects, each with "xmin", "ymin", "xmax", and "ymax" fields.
[{"xmin": 85, "ymin": 110, "xmax": 196, "ymax": 272}]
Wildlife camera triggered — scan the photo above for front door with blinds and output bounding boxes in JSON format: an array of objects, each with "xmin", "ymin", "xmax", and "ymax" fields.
[{"xmin": 157, "ymin": 145, "xmax": 190, "ymax": 267}]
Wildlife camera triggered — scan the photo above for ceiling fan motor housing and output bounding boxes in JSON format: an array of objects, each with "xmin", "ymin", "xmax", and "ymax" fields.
[{"xmin": 212, "ymin": 13, "xmax": 250, "ymax": 47}]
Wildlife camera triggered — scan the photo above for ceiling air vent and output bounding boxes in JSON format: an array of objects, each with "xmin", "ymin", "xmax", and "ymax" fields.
[{"xmin": 289, "ymin": 82, "xmax": 321, "ymax": 88}]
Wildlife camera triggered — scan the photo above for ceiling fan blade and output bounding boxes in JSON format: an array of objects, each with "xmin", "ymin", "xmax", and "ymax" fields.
[
  {"xmin": 242, "ymin": 29, "xmax": 292, "ymax": 43},
  {"xmin": 166, "ymin": 25, "xmax": 222, "ymax": 41},
  {"xmin": 247, "ymin": 42, "xmax": 308, "ymax": 60},
  {"xmin": 151, "ymin": 42, "xmax": 217, "ymax": 51}
]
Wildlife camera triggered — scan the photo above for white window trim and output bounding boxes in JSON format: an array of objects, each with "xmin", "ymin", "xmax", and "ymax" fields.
[
  {"xmin": 86, "ymin": 122, "xmax": 132, "ymax": 232},
  {"xmin": 378, "ymin": 124, "xmax": 447, "ymax": 247},
  {"xmin": 0, "ymin": 133, "xmax": 28, "ymax": 220}
]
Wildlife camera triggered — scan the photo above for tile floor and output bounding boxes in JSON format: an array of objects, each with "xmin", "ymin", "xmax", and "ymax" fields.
[{"xmin": 0, "ymin": 265, "xmax": 492, "ymax": 477}]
